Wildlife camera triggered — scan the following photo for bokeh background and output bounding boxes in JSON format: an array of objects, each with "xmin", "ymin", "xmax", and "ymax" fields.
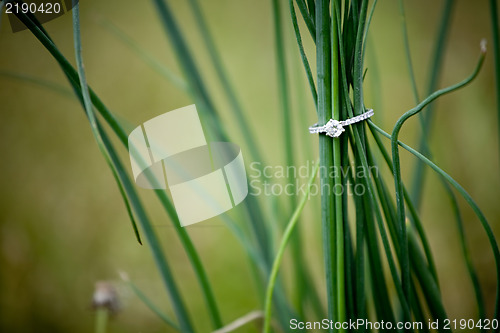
[{"xmin": 0, "ymin": 0, "xmax": 499, "ymax": 332}]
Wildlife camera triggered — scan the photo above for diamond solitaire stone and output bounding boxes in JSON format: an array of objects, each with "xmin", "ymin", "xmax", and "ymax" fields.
[
  {"xmin": 324, "ymin": 119, "xmax": 345, "ymax": 138},
  {"xmin": 308, "ymin": 109, "xmax": 374, "ymax": 138}
]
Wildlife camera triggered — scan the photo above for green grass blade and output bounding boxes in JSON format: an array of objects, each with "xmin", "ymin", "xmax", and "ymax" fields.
[
  {"xmin": 263, "ymin": 160, "xmax": 319, "ymax": 333},
  {"xmin": 368, "ymin": 119, "xmax": 487, "ymax": 324},
  {"xmin": 371, "ymin": 120, "xmax": 500, "ymax": 322},
  {"xmin": 331, "ymin": 0, "xmax": 345, "ymax": 328},
  {"xmin": 0, "ymin": 71, "xmax": 74, "ymax": 98},
  {"xmin": 73, "ymin": 6, "xmax": 194, "ymax": 329},
  {"xmin": 316, "ymin": 0, "xmax": 335, "ymax": 326},
  {"xmin": 290, "ymin": 44, "xmax": 326, "ymax": 319},
  {"xmin": 410, "ymin": 0, "xmax": 454, "ymax": 209},
  {"xmin": 490, "ymin": 0, "xmax": 500, "ymax": 168},
  {"xmin": 152, "ymin": 1, "xmax": 300, "ymax": 329},
  {"xmin": 398, "ymin": 0, "xmax": 420, "ymax": 104},
  {"xmin": 368, "ymin": 122, "xmax": 439, "ymax": 286},
  {"xmin": 100, "ymin": 125, "xmax": 195, "ymax": 332},
  {"xmin": 289, "ymin": 0, "xmax": 318, "ymax": 110},
  {"xmin": 15, "ymin": 8, "xmax": 222, "ymax": 330},
  {"xmin": 366, "ymin": 139, "xmax": 446, "ymax": 323},
  {"xmin": 353, "ymin": 0, "xmax": 368, "ymax": 116},
  {"xmin": 272, "ymin": 0, "xmax": 294, "ymax": 208},
  {"xmin": 346, "ymin": 129, "xmax": 411, "ymax": 320},
  {"xmin": 348, "ymin": 158, "xmax": 367, "ymax": 322},
  {"xmin": 352, "ymin": 146, "xmax": 394, "ymax": 323},
  {"xmin": 334, "ymin": 2, "xmax": 412, "ymax": 318},
  {"xmin": 339, "ymin": 120, "xmax": 355, "ymax": 323},
  {"xmin": 410, "ymin": 279, "xmax": 430, "ymax": 333},
  {"xmin": 408, "ymin": 225, "xmax": 448, "ymax": 326},
  {"xmin": 272, "ymin": 0, "xmax": 308, "ymax": 319},
  {"xmin": 151, "ymin": 0, "xmax": 224, "ymax": 138},
  {"xmin": 367, "ymin": 125, "xmax": 449, "ymax": 324},
  {"xmin": 111, "ymin": 172, "xmax": 142, "ymax": 244},
  {"xmin": 120, "ymin": 273, "xmax": 180, "ymax": 331},
  {"xmin": 72, "ymin": 4, "xmax": 142, "ymax": 245},
  {"xmin": 9, "ymin": 5, "xmax": 129, "ymax": 143},
  {"xmin": 362, "ymin": 0, "xmax": 378, "ymax": 60},
  {"xmin": 186, "ymin": 0, "xmax": 264, "ymax": 165},
  {"xmin": 443, "ymin": 182, "xmax": 486, "ymax": 321},
  {"xmin": 294, "ymin": 0, "xmax": 316, "ymax": 42},
  {"xmin": 391, "ymin": 43, "xmax": 486, "ymax": 314},
  {"xmin": 99, "ymin": 20, "xmax": 189, "ymax": 93},
  {"xmin": 152, "ymin": 0, "xmax": 273, "ymax": 284}
]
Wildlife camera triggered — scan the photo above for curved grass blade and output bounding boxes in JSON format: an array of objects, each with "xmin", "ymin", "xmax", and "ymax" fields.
[
  {"xmin": 289, "ymin": 0, "xmax": 317, "ymax": 111},
  {"xmin": 120, "ymin": 272, "xmax": 179, "ymax": 331},
  {"xmin": 398, "ymin": 0, "xmax": 420, "ymax": 104},
  {"xmin": 14, "ymin": 8, "xmax": 224, "ymax": 330},
  {"xmin": 289, "ymin": 44, "xmax": 325, "ymax": 318},
  {"xmin": 272, "ymin": 0, "xmax": 310, "ymax": 319},
  {"xmin": 73, "ymin": 6, "xmax": 195, "ymax": 328},
  {"xmin": 272, "ymin": 0, "xmax": 294, "ymax": 209},
  {"xmin": 410, "ymin": 0, "xmax": 454, "ymax": 209},
  {"xmin": 99, "ymin": 20, "xmax": 189, "ymax": 93},
  {"xmin": 100, "ymin": 124, "xmax": 195, "ymax": 332},
  {"xmin": 0, "ymin": 70, "xmax": 75, "ymax": 98},
  {"xmin": 443, "ymin": 182, "xmax": 486, "ymax": 321},
  {"xmin": 355, "ymin": 148, "xmax": 395, "ymax": 324},
  {"xmin": 391, "ymin": 44, "xmax": 487, "ymax": 313},
  {"xmin": 362, "ymin": 0, "xmax": 378, "ymax": 59},
  {"xmin": 368, "ymin": 120, "xmax": 439, "ymax": 287},
  {"xmin": 368, "ymin": 119, "xmax": 489, "ymax": 324},
  {"xmin": 72, "ymin": 5, "xmax": 141, "ymax": 245},
  {"xmin": 152, "ymin": 0, "xmax": 296, "ymax": 329},
  {"xmin": 370, "ymin": 120, "xmax": 500, "ymax": 321},
  {"xmin": 72, "ymin": 6, "xmax": 193, "ymax": 329},
  {"xmin": 186, "ymin": 0, "xmax": 264, "ymax": 165},
  {"xmin": 407, "ymin": 223, "xmax": 448, "ymax": 323},
  {"xmin": 294, "ymin": 0, "xmax": 316, "ymax": 42},
  {"xmin": 263, "ymin": 160, "xmax": 319, "ymax": 333},
  {"xmin": 152, "ymin": 1, "xmax": 273, "ymax": 288},
  {"xmin": 365, "ymin": 134, "xmax": 447, "ymax": 324}
]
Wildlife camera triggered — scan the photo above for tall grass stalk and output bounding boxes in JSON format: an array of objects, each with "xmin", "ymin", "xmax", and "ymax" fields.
[
  {"xmin": 330, "ymin": 0, "xmax": 345, "ymax": 328},
  {"xmin": 397, "ymin": 0, "xmax": 487, "ymax": 318},
  {"xmin": 391, "ymin": 44, "xmax": 486, "ymax": 317},
  {"xmin": 72, "ymin": 5, "xmax": 195, "ymax": 328},
  {"xmin": 371, "ymin": 118, "xmax": 500, "ymax": 321},
  {"xmin": 271, "ymin": 0, "xmax": 308, "ymax": 317},
  {"xmin": 316, "ymin": 0, "xmax": 335, "ymax": 326},
  {"xmin": 263, "ymin": 160, "xmax": 319, "ymax": 333},
  {"xmin": 410, "ymin": 0, "xmax": 454, "ymax": 209}
]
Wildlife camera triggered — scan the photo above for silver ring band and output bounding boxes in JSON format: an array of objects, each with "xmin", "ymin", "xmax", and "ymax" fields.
[{"xmin": 308, "ymin": 109, "xmax": 374, "ymax": 138}]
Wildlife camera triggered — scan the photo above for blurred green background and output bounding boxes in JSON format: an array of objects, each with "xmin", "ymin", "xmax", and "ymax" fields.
[{"xmin": 0, "ymin": 0, "xmax": 499, "ymax": 332}]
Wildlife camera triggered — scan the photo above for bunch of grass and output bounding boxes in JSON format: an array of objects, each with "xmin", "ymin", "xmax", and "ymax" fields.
[{"xmin": 5, "ymin": 0, "xmax": 500, "ymax": 332}]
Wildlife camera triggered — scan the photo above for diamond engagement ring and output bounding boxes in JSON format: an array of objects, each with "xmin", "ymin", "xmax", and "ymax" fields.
[{"xmin": 308, "ymin": 109, "xmax": 374, "ymax": 138}]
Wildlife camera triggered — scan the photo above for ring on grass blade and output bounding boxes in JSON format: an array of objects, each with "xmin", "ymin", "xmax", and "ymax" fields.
[{"xmin": 308, "ymin": 109, "xmax": 374, "ymax": 138}]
